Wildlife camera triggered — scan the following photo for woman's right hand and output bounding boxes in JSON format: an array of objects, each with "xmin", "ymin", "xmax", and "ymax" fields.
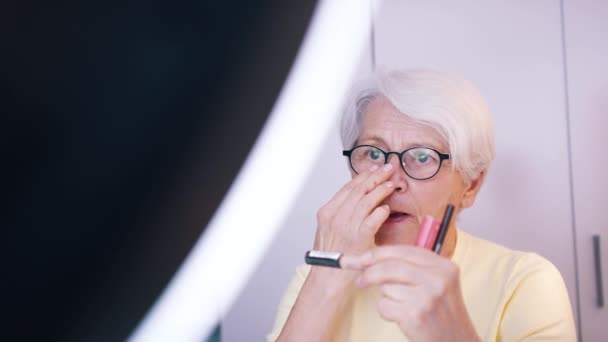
[{"xmin": 310, "ymin": 163, "xmax": 397, "ymax": 284}]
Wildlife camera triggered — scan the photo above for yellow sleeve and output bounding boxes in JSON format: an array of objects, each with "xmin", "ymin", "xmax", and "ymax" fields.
[
  {"xmin": 266, "ymin": 264, "xmax": 311, "ymax": 342},
  {"xmin": 499, "ymin": 253, "xmax": 577, "ymax": 341}
]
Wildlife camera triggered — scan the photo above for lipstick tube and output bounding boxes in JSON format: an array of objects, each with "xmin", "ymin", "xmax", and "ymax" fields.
[{"xmin": 415, "ymin": 215, "xmax": 441, "ymax": 250}]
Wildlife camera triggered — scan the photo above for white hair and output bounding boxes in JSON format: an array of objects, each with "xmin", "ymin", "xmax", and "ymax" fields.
[{"xmin": 340, "ymin": 67, "xmax": 495, "ymax": 183}]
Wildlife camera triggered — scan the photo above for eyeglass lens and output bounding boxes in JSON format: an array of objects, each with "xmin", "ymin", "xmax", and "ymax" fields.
[{"xmin": 349, "ymin": 145, "xmax": 442, "ymax": 179}]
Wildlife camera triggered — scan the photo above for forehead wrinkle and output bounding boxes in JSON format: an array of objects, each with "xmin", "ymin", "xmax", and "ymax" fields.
[
  {"xmin": 359, "ymin": 128, "xmax": 446, "ymax": 152},
  {"xmin": 359, "ymin": 99, "xmax": 447, "ymax": 151}
]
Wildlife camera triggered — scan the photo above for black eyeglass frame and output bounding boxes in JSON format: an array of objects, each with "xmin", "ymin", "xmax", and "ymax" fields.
[{"xmin": 342, "ymin": 144, "xmax": 451, "ymax": 180}]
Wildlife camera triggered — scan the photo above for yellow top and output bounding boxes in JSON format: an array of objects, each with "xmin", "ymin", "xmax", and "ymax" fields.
[{"xmin": 267, "ymin": 229, "xmax": 577, "ymax": 341}]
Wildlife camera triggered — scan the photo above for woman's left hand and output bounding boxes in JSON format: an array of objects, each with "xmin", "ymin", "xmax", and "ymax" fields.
[{"xmin": 354, "ymin": 245, "xmax": 480, "ymax": 342}]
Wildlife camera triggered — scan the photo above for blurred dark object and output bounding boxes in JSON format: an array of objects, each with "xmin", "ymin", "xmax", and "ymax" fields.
[
  {"xmin": 206, "ymin": 325, "xmax": 221, "ymax": 342},
  {"xmin": 1, "ymin": 0, "xmax": 316, "ymax": 340}
]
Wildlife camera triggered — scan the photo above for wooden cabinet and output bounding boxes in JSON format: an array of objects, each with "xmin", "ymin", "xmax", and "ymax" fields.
[{"xmin": 563, "ymin": 1, "xmax": 608, "ymax": 340}]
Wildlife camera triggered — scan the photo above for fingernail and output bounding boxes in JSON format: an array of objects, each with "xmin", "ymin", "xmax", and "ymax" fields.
[
  {"xmin": 385, "ymin": 181, "xmax": 394, "ymax": 188},
  {"xmin": 383, "ymin": 164, "xmax": 393, "ymax": 171}
]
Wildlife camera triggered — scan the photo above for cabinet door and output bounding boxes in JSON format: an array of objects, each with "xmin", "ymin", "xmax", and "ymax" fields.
[
  {"xmin": 563, "ymin": 1, "xmax": 608, "ymax": 340},
  {"xmin": 375, "ymin": 0, "xmax": 579, "ymax": 331}
]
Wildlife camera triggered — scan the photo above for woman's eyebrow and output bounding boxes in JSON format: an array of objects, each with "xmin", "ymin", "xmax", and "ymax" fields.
[{"xmin": 357, "ymin": 135, "xmax": 389, "ymax": 146}]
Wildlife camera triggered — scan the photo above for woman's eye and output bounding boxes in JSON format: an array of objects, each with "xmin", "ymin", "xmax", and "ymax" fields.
[
  {"xmin": 369, "ymin": 149, "xmax": 382, "ymax": 160},
  {"xmin": 416, "ymin": 152, "xmax": 430, "ymax": 163}
]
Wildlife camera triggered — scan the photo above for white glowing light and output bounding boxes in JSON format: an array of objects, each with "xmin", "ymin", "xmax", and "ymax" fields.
[{"xmin": 129, "ymin": 1, "xmax": 374, "ymax": 341}]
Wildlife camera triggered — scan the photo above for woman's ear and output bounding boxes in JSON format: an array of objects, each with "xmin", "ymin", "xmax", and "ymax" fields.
[{"xmin": 459, "ymin": 171, "xmax": 486, "ymax": 209}]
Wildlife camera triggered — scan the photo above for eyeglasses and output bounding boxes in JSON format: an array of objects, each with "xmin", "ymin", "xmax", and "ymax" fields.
[{"xmin": 342, "ymin": 145, "xmax": 450, "ymax": 180}]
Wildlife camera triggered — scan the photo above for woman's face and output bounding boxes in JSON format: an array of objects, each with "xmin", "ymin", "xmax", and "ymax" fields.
[{"xmin": 355, "ymin": 97, "xmax": 478, "ymax": 246}]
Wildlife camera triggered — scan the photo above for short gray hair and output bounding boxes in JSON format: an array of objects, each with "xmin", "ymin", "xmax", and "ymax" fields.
[{"xmin": 340, "ymin": 67, "xmax": 495, "ymax": 183}]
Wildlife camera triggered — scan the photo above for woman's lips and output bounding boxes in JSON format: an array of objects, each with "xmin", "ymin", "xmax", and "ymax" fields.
[{"xmin": 384, "ymin": 212, "xmax": 410, "ymax": 223}]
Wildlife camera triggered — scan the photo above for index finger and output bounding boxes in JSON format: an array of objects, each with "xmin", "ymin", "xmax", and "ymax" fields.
[
  {"xmin": 340, "ymin": 245, "xmax": 441, "ymax": 270},
  {"xmin": 321, "ymin": 165, "xmax": 380, "ymax": 214}
]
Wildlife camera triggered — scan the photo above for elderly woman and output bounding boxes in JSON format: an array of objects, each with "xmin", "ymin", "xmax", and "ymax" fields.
[{"xmin": 267, "ymin": 68, "xmax": 576, "ymax": 341}]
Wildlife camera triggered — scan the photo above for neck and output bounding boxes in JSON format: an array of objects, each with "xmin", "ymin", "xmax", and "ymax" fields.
[{"xmin": 438, "ymin": 223, "xmax": 458, "ymax": 258}]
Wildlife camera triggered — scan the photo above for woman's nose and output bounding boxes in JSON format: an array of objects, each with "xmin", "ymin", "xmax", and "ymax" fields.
[{"xmin": 386, "ymin": 154, "xmax": 407, "ymax": 192}]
